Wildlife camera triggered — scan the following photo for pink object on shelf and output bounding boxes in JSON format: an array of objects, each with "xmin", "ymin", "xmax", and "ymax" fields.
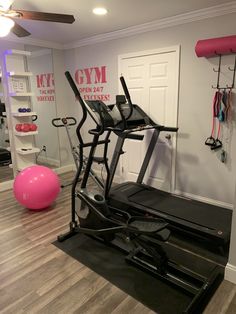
[
  {"xmin": 29, "ymin": 123, "xmax": 37, "ymax": 131},
  {"xmin": 15, "ymin": 124, "xmax": 22, "ymax": 132},
  {"xmin": 21, "ymin": 123, "xmax": 31, "ymax": 132},
  {"xmin": 195, "ymin": 35, "xmax": 236, "ymax": 57}
]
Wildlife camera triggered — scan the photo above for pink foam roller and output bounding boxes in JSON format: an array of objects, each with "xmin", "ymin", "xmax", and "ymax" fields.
[{"xmin": 195, "ymin": 35, "xmax": 236, "ymax": 57}]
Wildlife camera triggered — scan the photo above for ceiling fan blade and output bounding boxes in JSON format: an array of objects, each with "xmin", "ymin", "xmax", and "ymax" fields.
[
  {"xmin": 15, "ymin": 10, "xmax": 75, "ymax": 24},
  {"xmin": 11, "ymin": 21, "xmax": 31, "ymax": 37}
]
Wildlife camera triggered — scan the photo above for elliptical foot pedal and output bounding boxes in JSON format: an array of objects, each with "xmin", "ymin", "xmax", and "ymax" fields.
[{"xmin": 127, "ymin": 217, "xmax": 170, "ymax": 240}]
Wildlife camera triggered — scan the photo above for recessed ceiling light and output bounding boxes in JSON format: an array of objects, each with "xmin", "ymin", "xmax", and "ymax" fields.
[{"xmin": 93, "ymin": 7, "xmax": 108, "ymax": 15}]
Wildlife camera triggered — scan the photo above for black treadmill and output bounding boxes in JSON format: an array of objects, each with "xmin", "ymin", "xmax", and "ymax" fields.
[
  {"xmin": 107, "ymin": 80, "xmax": 232, "ymax": 250},
  {"xmin": 109, "ymin": 182, "xmax": 232, "ymax": 247}
]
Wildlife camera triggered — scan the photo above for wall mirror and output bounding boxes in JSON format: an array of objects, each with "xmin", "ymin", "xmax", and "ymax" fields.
[
  {"xmin": 25, "ymin": 45, "xmax": 60, "ymax": 170},
  {"xmin": 0, "ymin": 67, "xmax": 14, "ymax": 183}
]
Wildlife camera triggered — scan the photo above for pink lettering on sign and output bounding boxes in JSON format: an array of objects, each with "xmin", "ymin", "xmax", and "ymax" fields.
[
  {"xmin": 75, "ymin": 66, "xmax": 107, "ymax": 85},
  {"xmin": 36, "ymin": 73, "xmax": 54, "ymax": 88},
  {"xmin": 74, "ymin": 65, "xmax": 110, "ymax": 102},
  {"xmin": 75, "ymin": 69, "xmax": 84, "ymax": 85},
  {"xmin": 36, "ymin": 73, "xmax": 55, "ymax": 102},
  {"xmin": 94, "ymin": 66, "xmax": 106, "ymax": 84}
]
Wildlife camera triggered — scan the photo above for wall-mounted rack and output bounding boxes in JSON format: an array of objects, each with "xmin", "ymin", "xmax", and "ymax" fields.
[
  {"xmin": 195, "ymin": 35, "xmax": 236, "ymax": 90},
  {"xmin": 212, "ymin": 52, "xmax": 236, "ymax": 90}
]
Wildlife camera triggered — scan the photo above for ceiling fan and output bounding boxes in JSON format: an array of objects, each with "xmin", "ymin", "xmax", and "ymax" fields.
[{"xmin": 0, "ymin": 0, "xmax": 75, "ymax": 37}]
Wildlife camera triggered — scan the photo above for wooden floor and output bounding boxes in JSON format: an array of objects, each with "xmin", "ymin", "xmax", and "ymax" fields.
[
  {"xmin": 0, "ymin": 171, "xmax": 235, "ymax": 314},
  {"xmin": 0, "ymin": 165, "xmax": 14, "ymax": 183}
]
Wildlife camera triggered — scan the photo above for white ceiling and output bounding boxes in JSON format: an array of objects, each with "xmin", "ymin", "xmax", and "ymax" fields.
[{"xmin": 7, "ymin": 0, "xmax": 234, "ymax": 45}]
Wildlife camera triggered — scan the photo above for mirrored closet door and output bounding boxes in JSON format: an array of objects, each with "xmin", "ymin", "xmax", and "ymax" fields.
[
  {"xmin": 0, "ymin": 68, "xmax": 14, "ymax": 183},
  {"xmin": 26, "ymin": 45, "xmax": 60, "ymax": 169}
]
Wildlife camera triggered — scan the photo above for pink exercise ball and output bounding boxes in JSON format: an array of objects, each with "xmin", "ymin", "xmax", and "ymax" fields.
[{"xmin": 13, "ymin": 165, "xmax": 60, "ymax": 211}]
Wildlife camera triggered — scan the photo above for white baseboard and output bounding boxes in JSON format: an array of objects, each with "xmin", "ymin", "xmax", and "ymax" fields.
[
  {"xmin": 54, "ymin": 164, "xmax": 75, "ymax": 175},
  {"xmin": 174, "ymin": 189, "xmax": 233, "ymax": 209},
  {"xmin": 0, "ymin": 179, "xmax": 13, "ymax": 192},
  {"xmin": 225, "ymin": 263, "xmax": 236, "ymax": 284},
  {"xmin": 37, "ymin": 155, "xmax": 60, "ymax": 168}
]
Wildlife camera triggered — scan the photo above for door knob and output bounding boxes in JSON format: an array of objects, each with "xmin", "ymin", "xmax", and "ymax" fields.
[{"xmin": 165, "ymin": 134, "xmax": 171, "ymax": 140}]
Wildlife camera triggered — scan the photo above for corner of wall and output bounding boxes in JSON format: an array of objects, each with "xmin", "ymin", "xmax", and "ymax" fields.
[{"xmin": 225, "ymin": 263, "xmax": 236, "ymax": 284}]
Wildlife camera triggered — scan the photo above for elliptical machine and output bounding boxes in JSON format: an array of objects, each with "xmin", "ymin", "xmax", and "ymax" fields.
[
  {"xmin": 58, "ymin": 71, "xmax": 223, "ymax": 314},
  {"xmin": 51, "ymin": 116, "xmax": 102, "ymax": 188}
]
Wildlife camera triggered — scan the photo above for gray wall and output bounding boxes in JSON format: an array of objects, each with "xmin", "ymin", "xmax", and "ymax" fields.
[{"xmin": 64, "ymin": 13, "xmax": 236, "ymax": 207}]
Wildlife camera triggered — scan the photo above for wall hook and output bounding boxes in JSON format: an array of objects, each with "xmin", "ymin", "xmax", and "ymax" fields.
[
  {"xmin": 212, "ymin": 54, "xmax": 222, "ymax": 89},
  {"xmin": 229, "ymin": 55, "xmax": 236, "ymax": 89}
]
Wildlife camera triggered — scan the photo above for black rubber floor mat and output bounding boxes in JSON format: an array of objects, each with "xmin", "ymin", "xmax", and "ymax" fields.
[{"xmin": 54, "ymin": 234, "xmax": 196, "ymax": 314}]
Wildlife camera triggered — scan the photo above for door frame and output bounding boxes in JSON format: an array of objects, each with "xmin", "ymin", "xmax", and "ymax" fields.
[{"xmin": 118, "ymin": 45, "xmax": 180, "ymax": 193}]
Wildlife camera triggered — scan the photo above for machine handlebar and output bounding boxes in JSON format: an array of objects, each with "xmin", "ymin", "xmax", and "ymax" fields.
[
  {"xmin": 120, "ymin": 76, "xmax": 133, "ymax": 120},
  {"xmin": 123, "ymin": 124, "xmax": 178, "ymax": 134},
  {"xmin": 65, "ymin": 71, "xmax": 80, "ymax": 97},
  {"xmin": 120, "ymin": 76, "xmax": 131, "ymax": 103},
  {"xmin": 161, "ymin": 126, "xmax": 178, "ymax": 132},
  {"xmin": 65, "ymin": 71, "xmax": 105, "ymax": 135},
  {"xmin": 52, "ymin": 117, "xmax": 77, "ymax": 127},
  {"xmin": 65, "ymin": 71, "xmax": 88, "ymax": 115}
]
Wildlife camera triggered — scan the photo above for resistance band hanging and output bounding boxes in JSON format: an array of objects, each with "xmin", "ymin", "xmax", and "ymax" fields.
[
  {"xmin": 205, "ymin": 90, "xmax": 222, "ymax": 150},
  {"xmin": 205, "ymin": 87, "xmax": 233, "ymax": 164}
]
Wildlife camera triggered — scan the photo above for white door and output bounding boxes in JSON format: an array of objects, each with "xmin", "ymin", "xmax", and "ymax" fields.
[{"xmin": 119, "ymin": 47, "xmax": 179, "ymax": 193}]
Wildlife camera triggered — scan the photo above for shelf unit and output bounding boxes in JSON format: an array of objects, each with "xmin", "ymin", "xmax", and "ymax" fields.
[
  {"xmin": 7, "ymin": 71, "xmax": 33, "ymax": 77},
  {"xmin": 16, "ymin": 147, "xmax": 40, "ymax": 155},
  {"xmin": 1, "ymin": 49, "xmax": 39, "ymax": 173},
  {"xmin": 15, "ymin": 131, "xmax": 38, "ymax": 136},
  {"xmin": 5, "ymin": 49, "xmax": 31, "ymax": 56},
  {"xmin": 9, "ymin": 92, "xmax": 35, "ymax": 97},
  {"xmin": 12, "ymin": 111, "xmax": 37, "ymax": 117}
]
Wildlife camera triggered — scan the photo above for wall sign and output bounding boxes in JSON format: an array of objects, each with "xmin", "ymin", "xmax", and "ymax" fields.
[
  {"xmin": 74, "ymin": 65, "xmax": 110, "ymax": 102},
  {"xmin": 36, "ymin": 73, "xmax": 55, "ymax": 102}
]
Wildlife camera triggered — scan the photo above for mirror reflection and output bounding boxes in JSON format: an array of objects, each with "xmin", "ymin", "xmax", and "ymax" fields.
[
  {"xmin": 26, "ymin": 46, "xmax": 60, "ymax": 169},
  {"xmin": 0, "ymin": 70, "xmax": 14, "ymax": 183}
]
